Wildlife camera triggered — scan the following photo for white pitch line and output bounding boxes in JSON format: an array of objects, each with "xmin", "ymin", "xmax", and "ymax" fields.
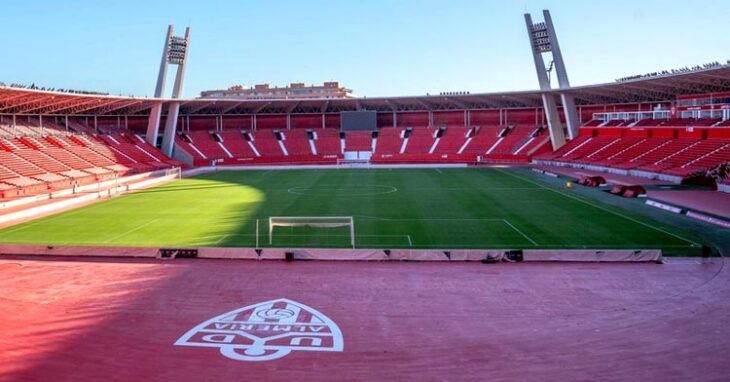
[
  {"xmin": 214, "ymin": 234, "xmax": 231, "ymax": 244},
  {"xmin": 103, "ymin": 219, "xmax": 159, "ymax": 243},
  {"xmin": 663, "ymin": 259, "xmax": 702, "ymax": 265},
  {"xmin": 252, "ymin": 170, "xmax": 273, "ymax": 182},
  {"xmin": 407, "ymin": 234, "xmax": 413, "ymax": 247},
  {"xmin": 502, "ymin": 219, "xmax": 538, "ymax": 246},
  {"xmin": 497, "ymin": 169, "xmax": 699, "ymax": 245},
  {"xmin": 434, "ymin": 168, "xmax": 443, "ymax": 174}
]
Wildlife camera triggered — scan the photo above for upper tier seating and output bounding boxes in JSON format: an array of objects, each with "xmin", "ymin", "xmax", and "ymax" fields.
[{"xmin": 587, "ymin": 118, "xmax": 724, "ymax": 128}]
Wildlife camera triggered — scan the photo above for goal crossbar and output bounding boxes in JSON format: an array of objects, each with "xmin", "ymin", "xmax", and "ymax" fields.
[
  {"xmin": 336, "ymin": 158, "xmax": 371, "ymax": 169},
  {"xmin": 268, "ymin": 216, "xmax": 355, "ymax": 248}
]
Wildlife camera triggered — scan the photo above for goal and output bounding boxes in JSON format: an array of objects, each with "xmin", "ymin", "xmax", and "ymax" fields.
[
  {"xmin": 165, "ymin": 166, "xmax": 183, "ymax": 179},
  {"xmin": 268, "ymin": 216, "xmax": 355, "ymax": 248},
  {"xmin": 336, "ymin": 158, "xmax": 371, "ymax": 169}
]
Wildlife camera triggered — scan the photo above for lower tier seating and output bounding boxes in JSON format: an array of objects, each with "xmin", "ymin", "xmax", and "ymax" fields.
[
  {"xmin": 0, "ymin": 127, "xmax": 181, "ymax": 200},
  {"xmin": 535, "ymin": 127, "xmax": 730, "ymax": 180}
]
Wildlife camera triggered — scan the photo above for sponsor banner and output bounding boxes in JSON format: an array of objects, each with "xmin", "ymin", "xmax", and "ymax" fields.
[
  {"xmin": 523, "ymin": 249, "xmax": 662, "ymax": 262},
  {"xmin": 685, "ymin": 211, "xmax": 730, "ymax": 229},
  {"xmin": 645, "ymin": 199, "xmax": 683, "ymax": 214}
]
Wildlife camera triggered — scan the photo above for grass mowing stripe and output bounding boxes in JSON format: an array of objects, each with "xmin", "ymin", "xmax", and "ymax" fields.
[
  {"xmin": 356, "ymin": 216, "xmax": 506, "ymax": 221},
  {"xmin": 502, "ymin": 219, "xmax": 539, "ymax": 246},
  {"xmin": 496, "ymin": 168, "xmax": 699, "ymax": 246},
  {"xmin": 102, "ymin": 219, "xmax": 159, "ymax": 243}
]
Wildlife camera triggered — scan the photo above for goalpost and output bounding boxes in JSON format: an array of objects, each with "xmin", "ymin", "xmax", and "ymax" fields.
[
  {"xmin": 268, "ymin": 216, "xmax": 355, "ymax": 248},
  {"xmin": 165, "ymin": 166, "xmax": 183, "ymax": 179},
  {"xmin": 336, "ymin": 158, "xmax": 371, "ymax": 169}
]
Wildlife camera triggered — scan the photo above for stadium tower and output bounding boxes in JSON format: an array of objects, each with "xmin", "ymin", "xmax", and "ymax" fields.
[
  {"xmin": 524, "ymin": 10, "xmax": 579, "ymax": 150},
  {"xmin": 145, "ymin": 25, "xmax": 191, "ymax": 156}
]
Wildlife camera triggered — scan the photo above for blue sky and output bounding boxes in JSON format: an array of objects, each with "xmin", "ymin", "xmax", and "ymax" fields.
[{"xmin": 1, "ymin": 0, "xmax": 727, "ymax": 98}]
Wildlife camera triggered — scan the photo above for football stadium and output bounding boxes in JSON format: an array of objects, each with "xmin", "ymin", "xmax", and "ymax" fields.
[{"xmin": 1, "ymin": 2, "xmax": 729, "ymax": 381}]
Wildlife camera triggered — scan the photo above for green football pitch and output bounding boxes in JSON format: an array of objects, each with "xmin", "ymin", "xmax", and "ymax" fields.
[{"xmin": 0, "ymin": 168, "xmax": 703, "ymax": 255}]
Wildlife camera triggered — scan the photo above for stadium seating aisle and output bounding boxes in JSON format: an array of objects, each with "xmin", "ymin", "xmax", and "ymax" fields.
[
  {"xmin": 219, "ymin": 131, "xmax": 257, "ymax": 157},
  {"xmin": 251, "ymin": 130, "xmax": 285, "ymax": 157},
  {"xmin": 489, "ymin": 126, "xmax": 540, "ymax": 155},
  {"xmin": 460, "ymin": 127, "xmax": 503, "ymax": 155},
  {"xmin": 282, "ymin": 130, "xmax": 313, "ymax": 156},
  {"xmin": 404, "ymin": 128, "xmax": 437, "ymax": 154},
  {"xmin": 436, "ymin": 127, "xmax": 470, "ymax": 154},
  {"xmin": 374, "ymin": 128, "xmax": 404, "ymax": 155},
  {"xmin": 671, "ymin": 142, "xmax": 730, "ymax": 176},
  {"xmin": 581, "ymin": 136, "xmax": 644, "ymax": 164},
  {"xmin": 188, "ymin": 131, "xmax": 230, "ymax": 159}
]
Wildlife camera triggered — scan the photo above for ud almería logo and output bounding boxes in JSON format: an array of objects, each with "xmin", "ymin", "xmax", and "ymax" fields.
[{"xmin": 174, "ymin": 298, "xmax": 344, "ymax": 362}]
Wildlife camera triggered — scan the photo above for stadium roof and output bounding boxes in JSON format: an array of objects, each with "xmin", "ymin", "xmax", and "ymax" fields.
[{"xmin": 2, "ymin": 65, "xmax": 730, "ymax": 116}]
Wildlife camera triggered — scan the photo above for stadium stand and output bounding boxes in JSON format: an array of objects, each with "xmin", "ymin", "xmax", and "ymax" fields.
[
  {"xmin": 460, "ymin": 127, "xmax": 503, "ymax": 156},
  {"xmin": 282, "ymin": 130, "xmax": 313, "ymax": 156},
  {"xmin": 374, "ymin": 128, "xmax": 404, "ymax": 155},
  {"xmin": 0, "ymin": 123, "xmax": 180, "ymax": 200},
  {"xmin": 489, "ymin": 126, "xmax": 539, "ymax": 155},
  {"xmin": 251, "ymin": 130, "xmax": 285, "ymax": 157},
  {"xmin": 344, "ymin": 131, "xmax": 373, "ymax": 152},
  {"xmin": 534, "ymin": 125, "xmax": 730, "ymax": 181},
  {"xmin": 172, "ymin": 123, "xmax": 544, "ymax": 165},
  {"xmin": 403, "ymin": 127, "xmax": 437, "ymax": 154},
  {"xmin": 218, "ymin": 130, "xmax": 257, "ymax": 158},
  {"xmin": 436, "ymin": 127, "xmax": 470, "ymax": 154},
  {"xmin": 313, "ymin": 129, "xmax": 342, "ymax": 156}
]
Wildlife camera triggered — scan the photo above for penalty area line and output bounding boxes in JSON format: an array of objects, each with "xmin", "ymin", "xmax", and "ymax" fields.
[
  {"xmin": 502, "ymin": 219, "xmax": 538, "ymax": 246},
  {"xmin": 214, "ymin": 234, "xmax": 230, "ymax": 245}
]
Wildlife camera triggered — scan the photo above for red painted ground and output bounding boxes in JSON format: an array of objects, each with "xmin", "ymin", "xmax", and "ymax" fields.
[
  {"xmin": 649, "ymin": 190, "xmax": 730, "ymax": 219},
  {"xmin": 536, "ymin": 165, "xmax": 730, "ymax": 220},
  {"xmin": 0, "ymin": 256, "xmax": 728, "ymax": 382}
]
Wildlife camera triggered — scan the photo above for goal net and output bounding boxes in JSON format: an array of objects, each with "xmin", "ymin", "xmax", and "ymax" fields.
[
  {"xmin": 336, "ymin": 158, "xmax": 371, "ymax": 169},
  {"xmin": 268, "ymin": 216, "xmax": 355, "ymax": 248},
  {"xmin": 165, "ymin": 166, "xmax": 183, "ymax": 179}
]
